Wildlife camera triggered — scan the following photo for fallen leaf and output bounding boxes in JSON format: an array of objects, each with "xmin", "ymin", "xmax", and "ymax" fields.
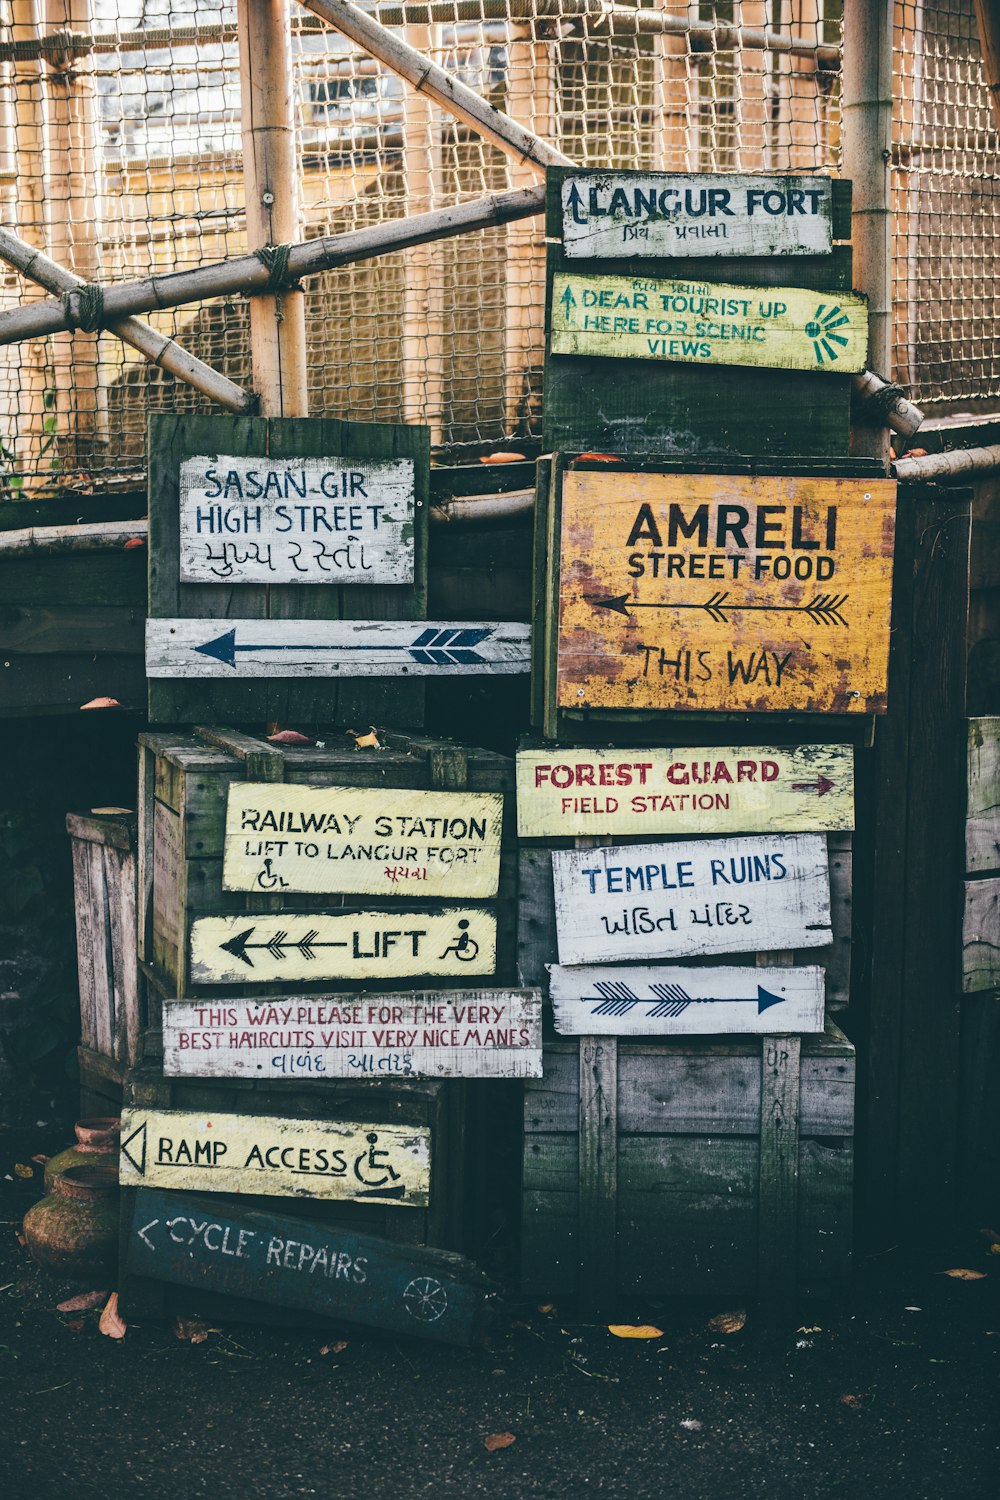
[
  {"xmin": 537, "ymin": 1303, "xmax": 555, "ymax": 1315},
  {"xmin": 479, "ymin": 452, "xmax": 526, "ymax": 464},
  {"xmin": 707, "ymin": 1309, "xmax": 746, "ymax": 1335},
  {"xmin": 839, "ymin": 1394, "xmax": 864, "ymax": 1409},
  {"xmin": 267, "ymin": 729, "xmax": 312, "ymax": 746},
  {"xmin": 908, "ymin": 447, "xmax": 928, "ymax": 458},
  {"xmin": 797, "ymin": 1325, "xmax": 823, "ymax": 1333},
  {"xmin": 57, "ymin": 1290, "xmax": 107, "ymax": 1313},
  {"xmin": 80, "ymin": 697, "xmax": 122, "ymax": 711},
  {"xmin": 13, "ymin": 1163, "xmax": 33, "ymax": 1179},
  {"xmin": 123, "ymin": 537, "xmax": 146, "ymax": 550},
  {"xmin": 65, "ymin": 1318, "xmax": 85, "ymax": 1334},
  {"xmin": 98, "ymin": 1293, "xmax": 126, "ymax": 1340},
  {"xmin": 174, "ymin": 1316, "xmax": 210, "ymax": 1344},
  {"xmin": 31, "ymin": 1155, "xmax": 48, "ymax": 1166},
  {"xmin": 608, "ymin": 1324, "xmax": 664, "ymax": 1340},
  {"xmin": 319, "ymin": 1341, "xmax": 348, "ymax": 1356},
  {"xmin": 350, "ymin": 728, "xmax": 381, "ymax": 750},
  {"xmin": 942, "ymin": 1269, "xmax": 986, "ymax": 1280},
  {"xmin": 483, "ymin": 1432, "xmax": 516, "ymax": 1452},
  {"xmin": 574, "ymin": 452, "xmax": 622, "ymax": 464}
]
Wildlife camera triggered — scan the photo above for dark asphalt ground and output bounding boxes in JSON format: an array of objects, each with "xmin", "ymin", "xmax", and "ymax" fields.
[{"xmin": 2, "ymin": 1126, "xmax": 999, "ymax": 1500}]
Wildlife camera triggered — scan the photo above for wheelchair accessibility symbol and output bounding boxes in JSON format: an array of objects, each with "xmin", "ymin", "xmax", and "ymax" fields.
[
  {"xmin": 403, "ymin": 1275, "xmax": 449, "ymax": 1323},
  {"xmin": 255, "ymin": 858, "xmax": 290, "ymax": 891},
  {"xmin": 437, "ymin": 918, "xmax": 479, "ymax": 963},
  {"xmin": 353, "ymin": 1131, "xmax": 402, "ymax": 1190}
]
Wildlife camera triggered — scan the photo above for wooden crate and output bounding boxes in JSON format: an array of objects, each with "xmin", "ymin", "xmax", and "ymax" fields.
[
  {"xmin": 521, "ymin": 1023, "xmax": 854, "ymax": 1302},
  {"xmin": 67, "ymin": 810, "xmax": 146, "ymax": 1074},
  {"xmin": 138, "ymin": 726, "xmax": 517, "ymax": 1001}
]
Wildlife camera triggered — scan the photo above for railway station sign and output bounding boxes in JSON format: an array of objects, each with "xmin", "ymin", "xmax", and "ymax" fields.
[
  {"xmin": 550, "ymin": 271, "xmax": 868, "ymax": 373},
  {"xmin": 551, "ymin": 832, "xmax": 831, "ymax": 965},
  {"xmin": 178, "ymin": 453, "xmax": 415, "ymax": 585},
  {"xmin": 552, "ymin": 468, "xmax": 896, "ymax": 715},
  {"xmin": 560, "ymin": 172, "xmax": 834, "ymax": 259},
  {"xmin": 119, "ymin": 1108, "xmax": 430, "ymax": 1206},
  {"xmin": 222, "ymin": 783, "xmax": 504, "ymax": 899},
  {"xmin": 546, "ymin": 963, "xmax": 825, "ymax": 1036},
  {"xmin": 161, "ymin": 988, "xmax": 543, "ymax": 1080},
  {"xmin": 189, "ymin": 908, "xmax": 498, "ymax": 985},
  {"xmin": 516, "ymin": 744, "xmax": 854, "ymax": 838}
]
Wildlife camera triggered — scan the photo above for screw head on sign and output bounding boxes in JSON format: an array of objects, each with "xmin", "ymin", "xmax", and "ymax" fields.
[
  {"xmin": 577, "ymin": 689, "xmax": 585, "ymax": 698},
  {"xmin": 262, "ymin": 191, "xmax": 275, "ymax": 207}
]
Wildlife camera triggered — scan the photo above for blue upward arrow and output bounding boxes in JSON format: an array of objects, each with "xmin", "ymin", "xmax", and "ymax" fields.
[
  {"xmin": 565, "ymin": 182, "xmax": 586, "ymax": 224},
  {"xmin": 560, "ymin": 284, "xmax": 577, "ymax": 322}
]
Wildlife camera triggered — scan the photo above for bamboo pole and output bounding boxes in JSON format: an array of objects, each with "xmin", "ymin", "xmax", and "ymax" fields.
[
  {"xmin": 400, "ymin": 22, "xmax": 444, "ymax": 437},
  {"xmin": 852, "ymin": 369, "xmax": 924, "ymax": 438},
  {"xmin": 842, "ymin": 0, "xmax": 892, "ymax": 464},
  {"xmin": 0, "ymin": 226, "xmax": 253, "ymax": 411},
  {"xmin": 237, "ymin": 0, "xmax": 307, "ymax": 416},
  {"xmin": 294, "ymin": 0, "xmax": 572, "ymax": 172},
  {"xmin": 894, "ymin": 444, "xmax": 1000, "ymax": 484},
  {"xmin": 973, "ymin": 0, "xmax": 1000, "ymax": 130},
  {"xmin": 0, "ymin": 184, "xmax": 546, "ymax": 345}
]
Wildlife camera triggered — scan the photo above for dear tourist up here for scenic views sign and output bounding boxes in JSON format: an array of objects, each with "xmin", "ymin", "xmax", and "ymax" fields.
[
  {"xmin": 559, "ymin": 173, "xmax": 834, "ymax": 259},
  {"xmin": 551, "ymin": 832, "xmax": 832, "ymax": 966},
  {"xmin": 222, "ymin": 783, "xmax": 503, "ymax": 900},
  {"xmin": 550, "ymin": 272, "xmax": 867, "ymax": 373},
  {"xmin": 178, "ymin": 452, "xmax": 416, "ymax": 585},
  {"xmin": 554, "ymin": 468, "xmax": 896, "ymax": 715}
]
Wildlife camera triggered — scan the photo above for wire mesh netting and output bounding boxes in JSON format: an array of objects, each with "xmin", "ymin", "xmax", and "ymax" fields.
[{"xmin": 0, "ymin": 0, "xmax": 992, "ymax": 494}]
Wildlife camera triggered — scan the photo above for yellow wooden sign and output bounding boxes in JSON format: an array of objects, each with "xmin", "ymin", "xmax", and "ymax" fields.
[
  {"xmin": 223, "ymin": 783, "xmax": 503, "ymax": 899},
  {"xmin": 516, "ymin": 744, "xmax": 854, "ymax": 838},
  {"xmin": 554, "ymin": 469, "xmax": 896, "ymax": 715},
  {"xmin": 550, "ymin": 271, "xmax": 868, "ymax": 373},
  {"xmin": 119, "ymin": 1108, "xmax": 430, "ymax": 1206}
]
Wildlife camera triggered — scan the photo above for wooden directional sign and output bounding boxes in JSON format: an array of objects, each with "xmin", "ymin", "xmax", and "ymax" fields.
[
  {"xmin": 547, "ymin": 964, "xmax": 825, "ymax": 1036},
  {"xmin": 178, "ymin": 453, "xmax": 415, "ymax": 585},
  {"xmin": 161, "ymin": 988, "xmax": 543, "ymax": 1081},
  {"xmin": 550, "ymin": 271, "xmax": 868, "ymax": 373},
  {"xmin": 516, "ymin": 744, "xmax": 853, "ymax": 838},
  {"xmin": 560, "ymin": 172, "xmax": 834, "ymax": 259},
  {"xmin": 551, "ymin": 833, "xmax": 831, "ymax": 965},
  {"xmin": 223, "ymin": 783, "xmax": 504, "ymax": 899},
  {"xmin": 553, "ymin": 468, "xmax": 896, "ymax": 715},
  {"xmin": 126, "ymin": 1189, "xmax": 494, "ymax": 1346},
  {"xmin": 146, "ymin": 618, "xmax": 530, "ymax": 678},
  {"xmin": 189, "ymin": 908, "xmax": 498, "ymax": 985},
  {"xmin": 119, "ymin": 1108, "xmax": 430, "ymax": 1206}
]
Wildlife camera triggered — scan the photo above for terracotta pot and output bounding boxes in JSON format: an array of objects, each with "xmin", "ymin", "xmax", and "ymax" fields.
[
  {"xmin": 23, "ymin": 1165, "xmax": 119, "ymax": 1279},
  {"xmin": 44, "ymin": 1117, "xmax": 120, "ymax": 1189}
]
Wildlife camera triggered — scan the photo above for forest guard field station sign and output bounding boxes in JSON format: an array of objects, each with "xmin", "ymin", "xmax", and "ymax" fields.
[
  {"xmin": 553, "ymin": 468, "xmax": 896, "ymax": 715},
  {"xmin": 516, "ymin": 744, "xmax": 854, "ymax": 838},
  {"xmin": 550, "ymin": 832, "xmax": 832, "ymax": 965},
  {"xmin": 222, "ymin": 783, "xmax": 504, "ymax": 900},
  {"xmin": 161, "ymin": 988, "xmax": 543, "ymax": 1081},
  {"xmin": 178, "ymin": 453, "xmax": 415, "ymax": 585},
  {"xmin": 560, "ymin": 172, "xmax": 834, "ymax": 259},
  {"xmin": 118, "ymin": 1109, "xmax": 431, "ymax": 1206},
  {"xmin": 550, "ymin": 271, "xmax": 868, "ymax": 373}
]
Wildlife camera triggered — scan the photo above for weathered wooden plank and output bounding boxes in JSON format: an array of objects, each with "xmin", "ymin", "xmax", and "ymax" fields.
[
  {"xmin": 160, "ymin": 988, "xmax": 542, "ymax": 1080},
  {"xmin": 553, "ymin": 467, "xmax": 896, "ymax": 716},
  {"xmin": 551, "ymin": 833, "xmax": 831, "ymax": 964},
  {"xmin": 559, "ymin": 172, "xmax": 834, "ymax": 260},
  {"xmin": 189, "ymin": 908, "xmax": 498, "ymax": 985},
  {"xmin": 516, "ymin": 744, "xmax": 854, "ymax": 838},
  {"xmin": 963, "ymin": 878, "xmax": 1000, "ymax": 993},
  {"xmin": 146, "ymin": 617, "xmax": 530, "ymax": 677},
  {"xmin": 967, "ymin": 719, "xmax": 1000, "ymax": 874},
  {"xmin": 550, "ymin": 272, "xmax": 868, "ymax": 373},
  {"xmin": 178, "ymin": 452, "xmax": 415, "ymax": 585},
  {"xmin": 548, "ymin": 964, "xmax": 825, "ymax": 1036},
  {"xmin": 0, "ymin": 605, "xmax": 143, "ymax": 655},
  {"xmin": 126, "ymin": 1188, "xmax": 493, "ymax": 1346},
  {"xmin": 758, "ymin": 1035, "xmax": 801, "ymax": 1308},
  {"xmin": 119, "ymin": 1107, "xmax": 431, "ymax": 1206},
  {"xmin": 578, "ymin": 1036, "xmax": 617, "ymax": 1309},
  {"xmin": 221, "ymin": 782, "xmax": 503, "ymax": 899}
]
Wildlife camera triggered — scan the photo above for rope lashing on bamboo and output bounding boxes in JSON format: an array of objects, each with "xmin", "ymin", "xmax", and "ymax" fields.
[
  {"xmin": 61, "ymin": 282, "xmax": 105, "ymax": 334},
  {"xmin": 253, "ymin": 243, "xmax": 300, "ymax": 324}
]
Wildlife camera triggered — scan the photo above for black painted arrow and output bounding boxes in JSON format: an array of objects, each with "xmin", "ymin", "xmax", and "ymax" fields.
[
  {"xmin": 587, "ymin": 980, "xmax": 786, "ymax": 1019},
  {"xmin": 195, "ymin": 626, "xmax": 497, "ymax": 670},
  {"xmin": 587, "ymin": 591, "xmax": 849, "ymax": 626},
  {"xmin": 220, "ymin": 927, "xmax": 349, "ymax": 968}
]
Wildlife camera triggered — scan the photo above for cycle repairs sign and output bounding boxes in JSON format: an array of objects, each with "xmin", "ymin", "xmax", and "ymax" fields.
[
  {"xmin": 119, "ymin": 1109, "xmax": 430, "ymax": 1206},
  {"xmin": 550, "ymin": 271, "xmax": 868, "ymax": 373},
  {"xmin": 554, "ymin": 467, "xmax": 895, "ymax": 714}
]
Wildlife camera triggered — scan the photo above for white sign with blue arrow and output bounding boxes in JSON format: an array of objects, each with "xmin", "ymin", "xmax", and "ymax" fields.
[
  {"xmin": 146, "ymin": 618, "xmax": 531, "ymax": 677},
  {"xmin": 547, "ymin": 963, "xmax": 825, "ymax": 1036}
]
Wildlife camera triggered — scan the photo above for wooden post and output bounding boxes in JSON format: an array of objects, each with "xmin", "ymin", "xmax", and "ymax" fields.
[
  {"xmin": 237, "ymin": 0, "xmax": 308, "ymax": 416},
  {"xmin": 504, "ymin": 19, "xmax": 556, "ymax": 432},
  {"xmin": 43, "ymin": 0, "xmax": 106, "ymax": 466},
  {"xmin": 401, "ymin": 24, "xmax": 443, "ymax": 440},
  {"xmin": 842, "ymin": 0, "xmax": 892, "ymax": 464}
]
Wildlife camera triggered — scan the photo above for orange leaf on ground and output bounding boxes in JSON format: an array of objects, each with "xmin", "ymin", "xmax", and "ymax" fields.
[
  {"xmin": 479, "ymin": 452, "xmax": 526, "ymax": 464},
  {"xmin": 267, "ymin": 730, "xmax": 312, "ymax": 746},
  {"xmin": 942, "ymin": 1269, "xmax": 987, "ymax": 1280},
  {"xmin": 483, "ymin": 1433, "xmax": 517, "ymax": 1452},
  {"xmin": 123, "ymin": 537, "xmax": 146, "ymax": 550},
  {"xmin": 608, "ymin": 1324, "xmax": 664, "ymax": 1339},
  {"xmin": 98, "ymin": 1293, "xmax": 126, "ymax": 1340},
  {"xmin": 57, "ymin": 1290, "xmax": 107, "ymax": 1313},
  {"xmin": 574, "ymin": 453, "xmax": 622, "ymax": 463},
  {"xmin": 14, "ymin": 1163, "xmax": 33, "ymax": 1179},
  {"xmin": 174, "ymin": 1316, "xmax": 210, "ymax": 1344},
  {"xmin": 319, "ymin": 1341, "xmax": 348, "ymax": 1356},
  {"xmin": 708, "ymin": 1309, "xmax": 747, "ymax": 1335},
  {"xmin": 80, "ymin": 697, "xmax": 122, "ymax": 711}
]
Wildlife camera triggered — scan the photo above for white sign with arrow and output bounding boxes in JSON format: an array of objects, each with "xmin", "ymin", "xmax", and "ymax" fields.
[
  {"xmin": 146, "ymin": 618, "xmax": 531, "ymax": 677},
  {"xmin": 547, "ymin": 963, "xmax": 825, "ymax": 1036}
]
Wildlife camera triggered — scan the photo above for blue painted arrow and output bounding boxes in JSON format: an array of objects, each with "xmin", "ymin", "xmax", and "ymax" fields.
[
  {"xmin": 565, "ymin": 183, "xmax": 586, "ymax": 224},
  {"xmin": 560, "ymin": 284, "xmax": 577, "ymax": 322},
  {"xmin": 195, "ymin": 626, "xmax": 496, "ymax": 670},
  {"xmin": 587, "ymin": 981, "xmax": 786, "ymax": 1019}
]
